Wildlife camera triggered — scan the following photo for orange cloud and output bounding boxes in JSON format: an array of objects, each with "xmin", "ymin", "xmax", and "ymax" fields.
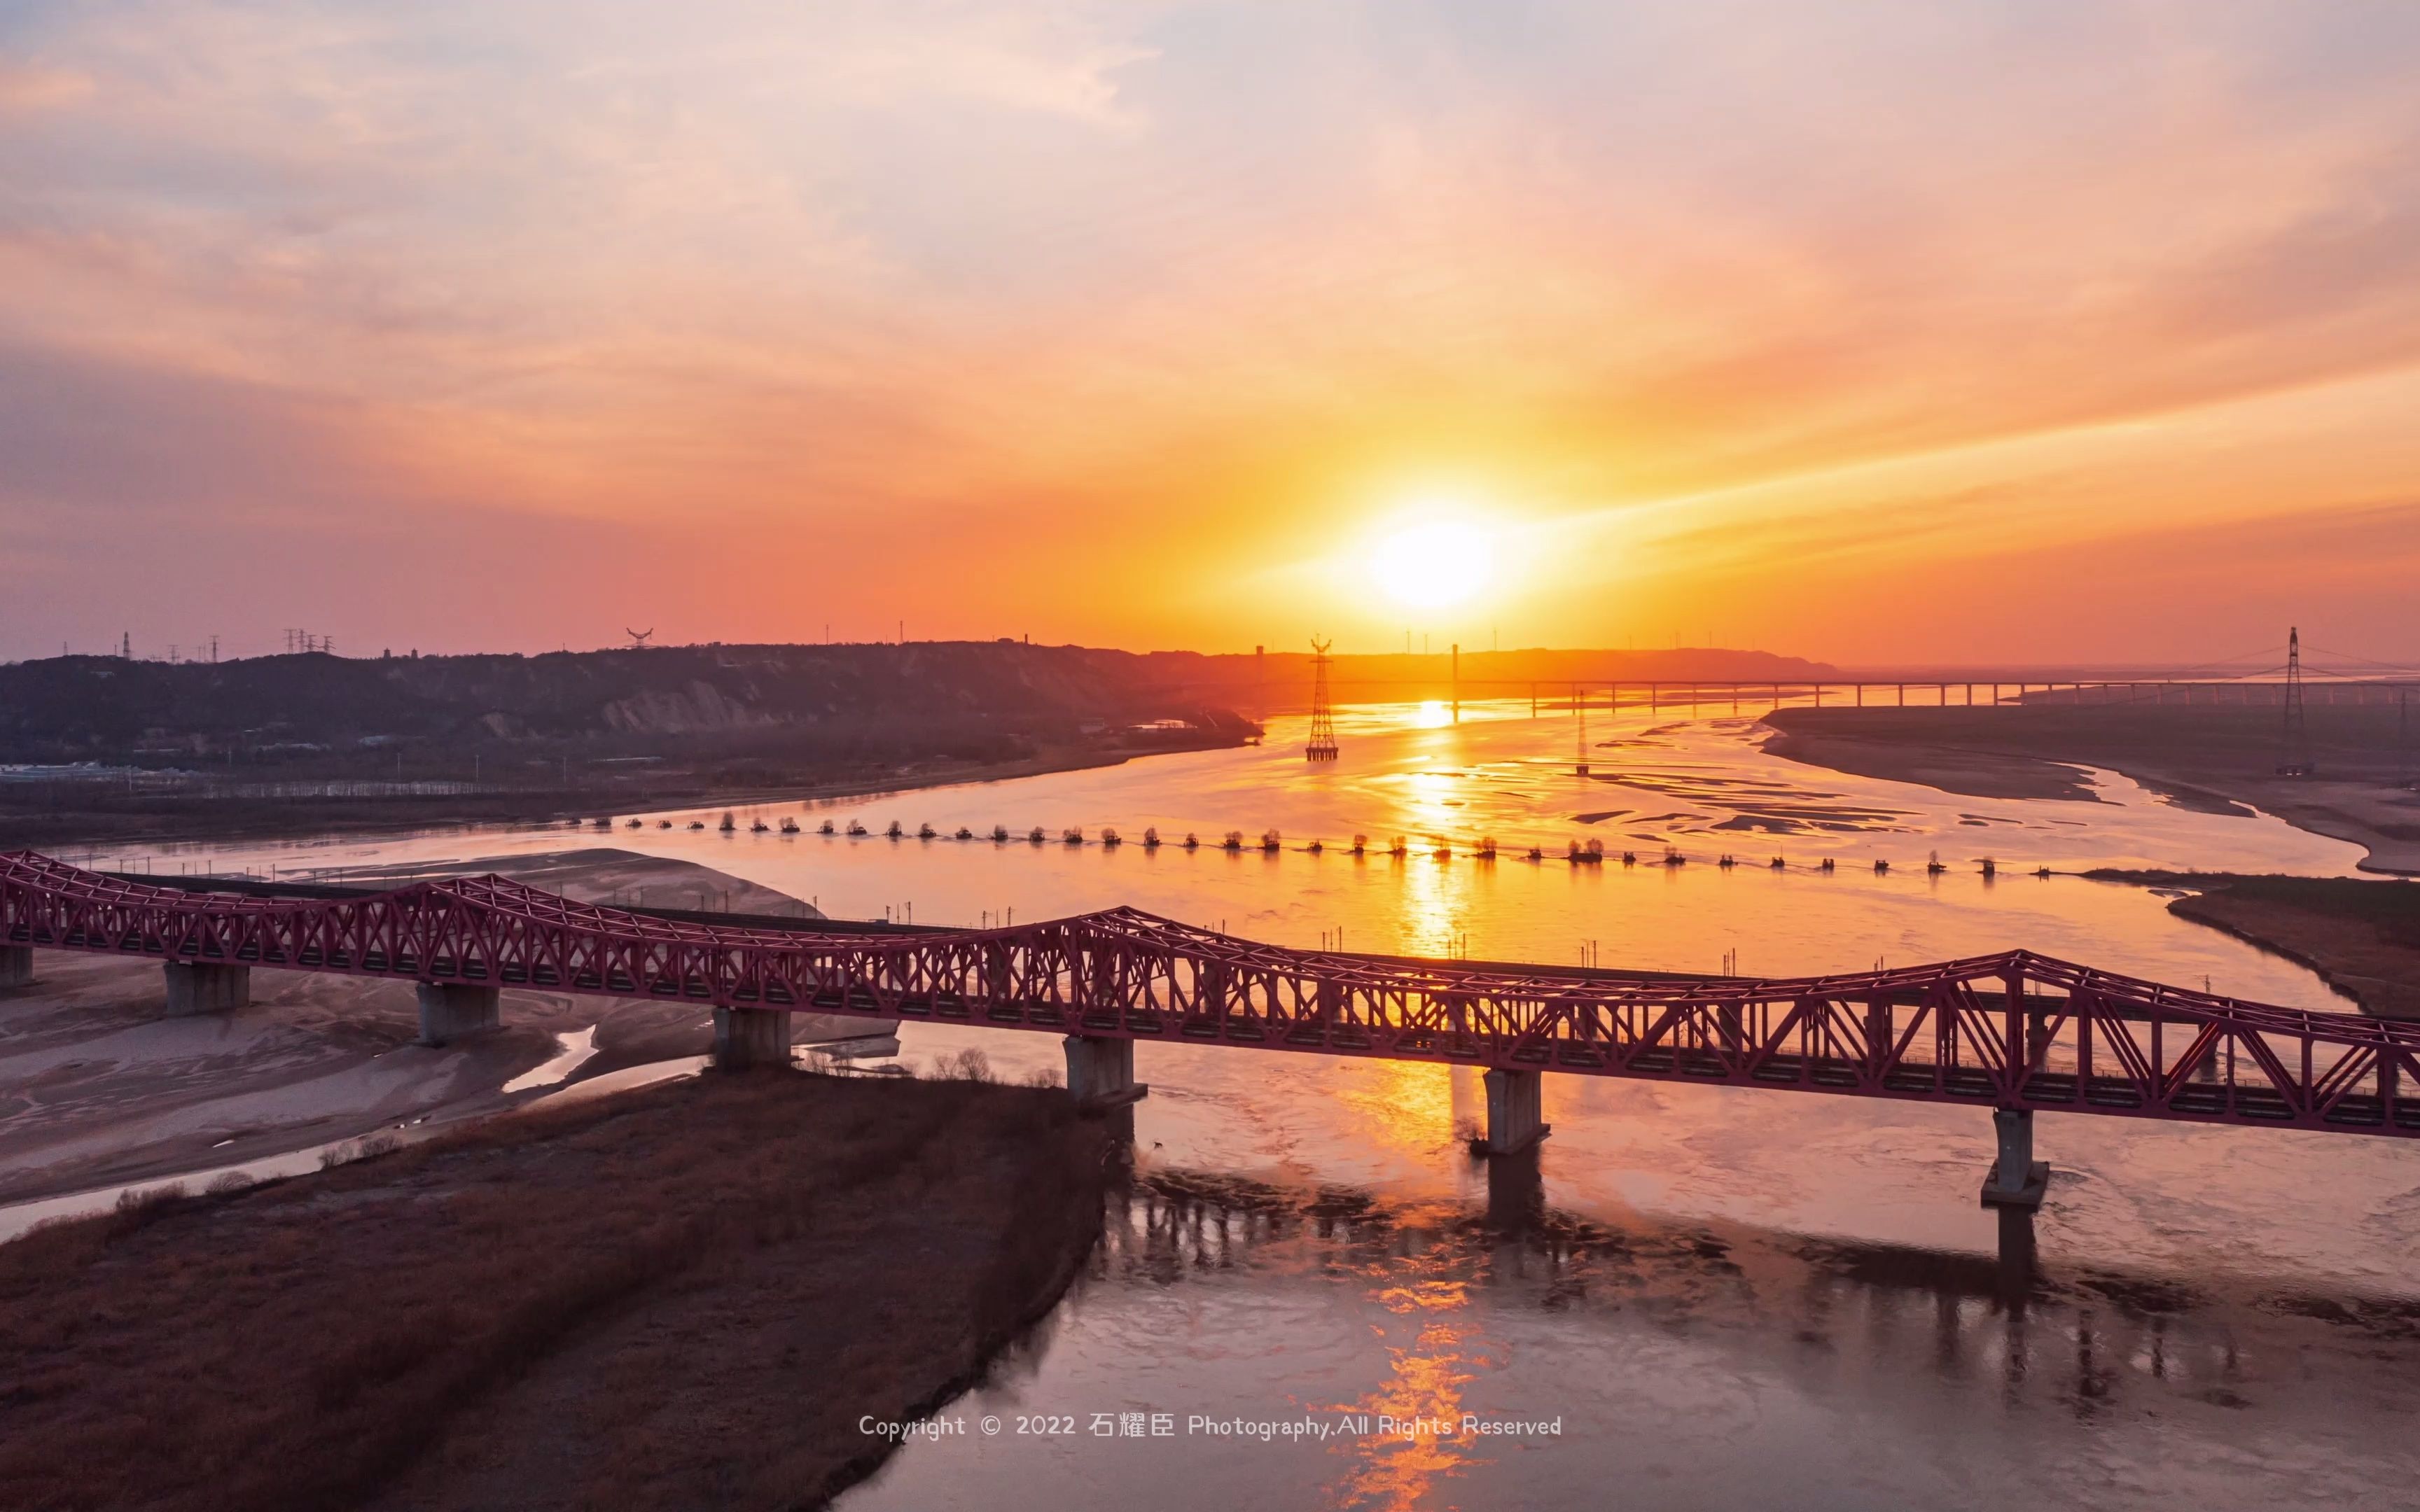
[{"xmin": 4, "ymin": 3, "xmax": 2420, "ymax": 662}]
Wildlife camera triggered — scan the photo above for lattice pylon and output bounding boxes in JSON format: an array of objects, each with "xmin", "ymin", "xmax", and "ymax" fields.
[
  {"xmin": 2278, "ymin": 626, "xmax": 2313, "ymax": 776},
  {"xmin": 1305, "ymin": 636, "xmax": 1338, "ymax": 760}
]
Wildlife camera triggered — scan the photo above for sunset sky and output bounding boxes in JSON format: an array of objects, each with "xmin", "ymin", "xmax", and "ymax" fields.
[{"xmin": 4, "ymin": 1, "xmax": 2419, "ymax": 666}]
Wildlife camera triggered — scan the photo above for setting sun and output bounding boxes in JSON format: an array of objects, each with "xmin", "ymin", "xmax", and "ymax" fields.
[{"xmin": 1374, "ymin": 520, "xmax": 1496, "ymax": 610}]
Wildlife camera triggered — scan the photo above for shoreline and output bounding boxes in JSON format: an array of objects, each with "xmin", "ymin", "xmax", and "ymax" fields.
[
  {"xmin": 2086, "ymin": 869, "xmax": 2420, "ymax": 1019},
  {"xmin": 0, "ymin": 735, "xmax": 1248, "ymax": 856}
]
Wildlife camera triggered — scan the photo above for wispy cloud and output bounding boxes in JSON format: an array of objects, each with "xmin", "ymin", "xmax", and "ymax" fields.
[
  {"xmin": 0, "ymin": 59, "xmax": 90, "ymax": 115},
  {"xmin": 4, "ymin": 1, "xmax": 2419, "ymax": 659}
]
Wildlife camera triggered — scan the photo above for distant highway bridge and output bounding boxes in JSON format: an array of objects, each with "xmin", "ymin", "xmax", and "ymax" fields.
[{"xmin": 1253, "ymin": 676, "xmax": 2420, "ymax": 717}]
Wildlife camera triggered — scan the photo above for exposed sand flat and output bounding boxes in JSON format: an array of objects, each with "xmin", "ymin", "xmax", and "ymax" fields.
[
  {"xmin": 1760, "ymin": 727, "xmax": 2103, "ymax": 803},
  {"xmin": 286, "ymin": 845, "xmax": 820, "ymax": 914},
  {"xmin": 0, "ymin": 852, "xmax": 876, "ymax": 1205},
  {"xmin": 2221, "ymin": 779, "xmax": 2420, "ymax": 876},
  {"xmin": 1763, "ymin": 707, "xmax": 2420, "ymax": 872}
]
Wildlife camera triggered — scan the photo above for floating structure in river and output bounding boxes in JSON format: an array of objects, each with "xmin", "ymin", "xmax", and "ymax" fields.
[{"xmin": 758, "ymin": 808, "xmax": 2048, "ymax": 882}]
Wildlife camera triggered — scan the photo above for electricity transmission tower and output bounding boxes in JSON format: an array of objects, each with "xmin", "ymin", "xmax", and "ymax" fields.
[
  {"xmin": 1305, "ymin": 638, "xmax": 1339, "ymax": 761},
  {"xmin": 2397, "ymin": 685, "xmax": 2413, "ymax": 789},
  {"xmin": 2276, "ymin": 626, "xmax": 2313, "ymax": 776}
]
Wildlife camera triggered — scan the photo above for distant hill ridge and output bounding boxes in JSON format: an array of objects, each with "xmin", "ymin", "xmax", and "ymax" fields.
[
  {"xmin": 0, "ymin": 643, "xmax": 1237, "ymax": 757},
  {"xmin": 0, "ymin": 641, "xmax": 1830, "ymax": 759}
]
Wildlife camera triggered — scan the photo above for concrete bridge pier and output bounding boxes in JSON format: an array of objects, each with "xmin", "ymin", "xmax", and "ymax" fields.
[
  {"xmin": 1064, "ymin": 1035, "xmax": 1147, "ymax": 1109},
  {"xmin": 164, "ymin": 961, "xmax": 250, "ymax": 1015},
  {"xmin": 1980, "ymin": 1109, "xmax": 2050, "ymax": 1208},
  {"xmin": 0, "ymin": 946, "xmax": 32, "ymax": 992},
  {"xmin": 1482, "ymin": 1068, "xmax": 1550, "ymax": 1154},
  {"xmin": 1980, "ymin": 1108, "xmax": 2049, "ymax": 1292},
  {"xmin": 417, "ymin": 983, "xmax": 501, "ymax": 1046},
  {"xmin": 712, "ymin": 1007, "xmax": 792, "ymax": 1070}
]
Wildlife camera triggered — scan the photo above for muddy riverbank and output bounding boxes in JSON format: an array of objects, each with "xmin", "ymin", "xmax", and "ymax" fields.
[
  {"xmin": 1758, "ymin": 723, "xmax": 2101, "ymax": 802},
  {"xmin": 1763, "ymin": 706, "xmax": 2420, "ymax": 872},
  {"xmin": 0, "ymin": 1069, "xmax": 1113, "ymax": 1512},
  {"xmin": 2088, "ymin": 870, "xmax": 2420, "ymax": 1018}
]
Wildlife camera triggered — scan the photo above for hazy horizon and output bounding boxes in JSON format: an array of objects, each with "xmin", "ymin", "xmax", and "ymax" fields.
[
  {"xmin": 11, "ymin": 634, "xmax": 2384, "ymax": 684},
  {"xmin": 6, "ymin": 2, "xmax": 2419, "ymax": 665}
]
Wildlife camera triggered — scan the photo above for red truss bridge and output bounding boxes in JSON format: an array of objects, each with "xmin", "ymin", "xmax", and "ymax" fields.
[{"xmin": 4, "ymin": 850, "xmax": 2414, "ymax": 1165}]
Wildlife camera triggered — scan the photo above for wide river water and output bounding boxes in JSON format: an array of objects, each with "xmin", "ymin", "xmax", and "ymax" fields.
[{"xmin": 92, "ymin": 702, "xmax": 2420, "ymax": 1509}]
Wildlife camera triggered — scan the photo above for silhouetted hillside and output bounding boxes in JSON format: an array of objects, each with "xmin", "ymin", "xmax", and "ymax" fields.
[
  {"xmin": 0, "ymin": 643, "xmax": 1249, "ymax": 762},
  {"xmin": 0, "ymin": 643, "xmax": 1258, "ymax": 846}
]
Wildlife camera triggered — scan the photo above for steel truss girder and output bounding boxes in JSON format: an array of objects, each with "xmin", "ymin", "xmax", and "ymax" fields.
[{"xmin": 4, "ymin": 851, "xmax": 2414, "ymax": 1138}]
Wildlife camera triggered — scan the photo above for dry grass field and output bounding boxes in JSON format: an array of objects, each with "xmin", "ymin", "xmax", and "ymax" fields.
[{"xmin": 0, "ymin": 1067, "xmax": 1110, "ymax": 1511}]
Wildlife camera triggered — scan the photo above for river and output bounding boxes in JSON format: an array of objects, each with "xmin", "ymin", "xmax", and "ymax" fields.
[{"xmin": 74, "ymin": 701, "xmax": 2420, "ymax": 1509}]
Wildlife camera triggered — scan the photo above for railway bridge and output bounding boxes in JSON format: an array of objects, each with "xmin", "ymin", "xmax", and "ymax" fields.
[{"xmin": 5, "ymin": 850, "xmax": 2414, "ymax": 1251}]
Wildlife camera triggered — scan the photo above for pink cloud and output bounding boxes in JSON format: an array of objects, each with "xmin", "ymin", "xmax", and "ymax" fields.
[{"xmin": 0, "ymin": 61, "xmax": 90, "ymax": 115}]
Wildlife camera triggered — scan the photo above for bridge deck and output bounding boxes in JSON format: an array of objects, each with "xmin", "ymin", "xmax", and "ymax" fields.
[{"xmin": 6, "ymin": 851, "xmax": 2414, "ymax": 1138}]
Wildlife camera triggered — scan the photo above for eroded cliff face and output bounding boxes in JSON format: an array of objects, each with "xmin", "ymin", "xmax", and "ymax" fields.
[{"xmin": 599, "ymin": 680, "xmax": 784, "ymax": 736}]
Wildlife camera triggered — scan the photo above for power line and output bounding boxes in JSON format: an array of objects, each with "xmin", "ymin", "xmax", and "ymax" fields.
[{"xmin": 2302, "ymin": 643, "xmax": 2420, "ymax": 673}]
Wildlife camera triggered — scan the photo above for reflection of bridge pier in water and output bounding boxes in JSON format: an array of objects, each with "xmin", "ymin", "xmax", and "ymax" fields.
[
  {"xmin": 1089, "ymin": 1161, "xmax": 2290, "ymax": 1414},
  {"xmin": 1482, "ymin": 1145, "xmax": 1545, "ymax": 1237},
  {"xmin": 1995, "ymin": 1208, "xmax": 2037, "ymax": 1303},
  {"xmin": 1466, "ymin": 1067, "xmax": 2046, "ymax": 1294}
]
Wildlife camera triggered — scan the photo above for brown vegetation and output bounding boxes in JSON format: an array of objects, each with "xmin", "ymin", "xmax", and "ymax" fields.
[
  {"xmin": 0, "ymin": 1069, "xmax": 1111, "ymax": 1511},
  {"xmin": 2090, "ymin": 872, "xmax": 2420, "ymax": 1019}
]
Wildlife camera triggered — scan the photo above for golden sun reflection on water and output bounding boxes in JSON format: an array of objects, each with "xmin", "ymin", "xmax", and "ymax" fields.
[
  {"xmin": 1324, "ymin": 1307, "xmax": 1487, "ymax": 1510},
  {"xmin": 1391, "ymin": 834, "xmax": 1480, "ymax": 957},
  {"xmin": 1334, "ymin": 1058, "xmax": 1466, "ymax": 1158},
  {"xmin": 1394, "ymin": 768, "xmax": 1467, "ymax": 839},
  {"xmin": 1410, "ymin": 699, "xmax": 1452, "ymax": 729}
]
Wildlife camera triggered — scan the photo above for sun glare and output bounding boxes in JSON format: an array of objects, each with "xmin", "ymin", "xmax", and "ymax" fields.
[{"xmin": 1374, "ymin": 519, "xmax": 1494, "ymax": 609}]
